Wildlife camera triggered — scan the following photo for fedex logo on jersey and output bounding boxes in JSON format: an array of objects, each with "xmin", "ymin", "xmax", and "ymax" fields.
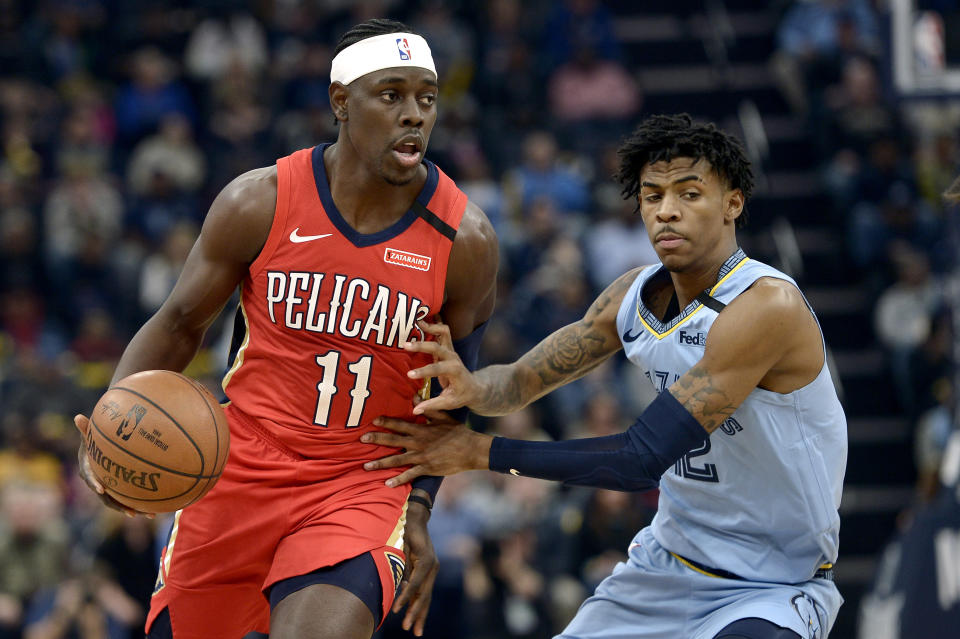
[
  {"xmin": 678, "ymin": 330, "xmax": 706, "ymax": 346},
  {"xmin": 384, "ymin": 248, "xmax": 431, "ymax": 271},
  {"xmin": 396, "ymin": 38, "xmax": 411, "ymax": 60}
]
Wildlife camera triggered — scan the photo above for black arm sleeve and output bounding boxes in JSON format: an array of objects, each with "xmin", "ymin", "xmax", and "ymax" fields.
[{"xmin": 488, "ymin": 390, "xmax": 707, "ymax": 491}]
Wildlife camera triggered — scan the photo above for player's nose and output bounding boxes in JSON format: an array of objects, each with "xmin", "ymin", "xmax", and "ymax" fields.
[
  {"xmin": 655, "ymin": 194, "xmax": 681, "ymax": 221},
  {"xmin": 399, "ymin": 96, "xmax": 425, "ymax": 128}
]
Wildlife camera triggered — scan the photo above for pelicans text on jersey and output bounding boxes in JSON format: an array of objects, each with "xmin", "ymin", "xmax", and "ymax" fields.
[{"xmin": 223, "ymin": 143, "xmax": 466, "ymax": 460}]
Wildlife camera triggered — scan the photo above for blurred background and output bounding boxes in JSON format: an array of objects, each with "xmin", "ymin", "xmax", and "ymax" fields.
[{"xmin": 0, "ymin": 0, "xmax": 958, "ymax": 637}]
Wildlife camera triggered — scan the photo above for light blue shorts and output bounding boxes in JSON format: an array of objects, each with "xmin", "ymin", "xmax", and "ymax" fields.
[{"xmin": 557, "ymin": 527, "xmax": 843, "ymax": 639}]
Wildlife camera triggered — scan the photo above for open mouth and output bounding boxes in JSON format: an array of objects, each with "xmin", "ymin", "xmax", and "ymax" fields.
[{"xmin": 392, "ymin": 140, "xmax": 422, "ymax": 168}]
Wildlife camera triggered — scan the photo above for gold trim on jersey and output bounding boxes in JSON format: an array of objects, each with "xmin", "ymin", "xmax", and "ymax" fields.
[
  {"xmin": 221, "ymin": 293, "xmax": 251, "ymax": 391},
  {"xmin": 670, "ymin": 552, "xmax": 723, "ymax": 578},
  {"xmin": 386, "ymin": 500, "xmax": 407, "ymax": 551},
  {"xmin": 636, "ymin": 257, "xmax": 751, "ymax": 340},
  {"xmin": 637, "ymin": 304, "xmax": 707, "ymax": 339},
  {"xmin": 155, "ymin": 508, "xmax": 184, "ymax": 592},
  {"xmin": 671, "ymin": 551, "xmax": 834, "ymax": 580},
  {"xmin": 417, "ymin": 378, "xmax": 431, "ymax": 402}
]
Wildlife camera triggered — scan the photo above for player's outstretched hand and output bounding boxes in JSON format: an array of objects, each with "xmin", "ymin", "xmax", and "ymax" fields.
[
  {"xmin": 73, "ymin": 415, "xmax": 153, "ymax": 519},
  {"xmin": 393, "ymin": 499, "xmax": 438, "ymax": 636},
  {"xmin": 362, "ymin": 411, "xmax": 493, "ymax": 486},
  {"xmin": 403, "ymin": 321, "xmax": 482, "ymax": 415}
]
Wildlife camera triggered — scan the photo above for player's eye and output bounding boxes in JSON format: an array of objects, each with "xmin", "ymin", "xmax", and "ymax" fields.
[
  {"xmin": 683, "ymin": 191, "xmax": 700, "ymax": 200},
  {"xmin": 418, "ymin": 94, "xmax": 436, "ymax": 107},
  {"xmin": 381, "ymin": 90, "xmax": 399, "ymax": 102},
  {"xmin": 643, "ymin": 193, "xmax": 661, "ymax": 202}
]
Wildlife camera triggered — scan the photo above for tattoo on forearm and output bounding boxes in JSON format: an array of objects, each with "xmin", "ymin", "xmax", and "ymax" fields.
[
  {"xmin": 475, "ymin": 366, "xmax": 526, "ymax": 414},
  {"xmin": 478, "ymin": 270, "xmax": 635, "ymax": 414},
  {"xmin": 527, "ymin": 325, "xmax": 608, "ymax": 388},
  {"xmin": 671, "ymin": 365, "xmax": 737, "ymax": 433},
  {"xmin": 520, "ymin": 272, "xmax": 635, "ymax": 397}
]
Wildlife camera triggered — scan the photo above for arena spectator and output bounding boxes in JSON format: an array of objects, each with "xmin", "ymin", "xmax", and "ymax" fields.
[
  {"xmin": 0, "ymin": 480, "xmax": 70, "ymax": 636},
  {"xmin": 91, "ymin": 514, "xmax": 160, "ymax": 639},
  {"xmin": 126, "ymin": 114, "xmax": 205, "ymax": 197},
  {"xmin": 542, "ymin": 0, "xmax": 620, "ymax": 68},
  {"xmin": 183, "ymin": 11, "xmax": 268, "ymax": 82},
  {"xmin": 547, "ymin": 43, "xmax": 640, "ymax": 144},
  {"xmin": 770, "ymin": 0, "xmax": 880, "ymax": 116},
  {"xmin": 503, "ymin": 132, "xmax": 591, "ymax": 220},
  {"xmin": 113, "ymin": 48, "xmax": 195, "ymax": 150},
  {"xmin": 873, "ymin": 243, "xmax": 943, "ymax": 412}
]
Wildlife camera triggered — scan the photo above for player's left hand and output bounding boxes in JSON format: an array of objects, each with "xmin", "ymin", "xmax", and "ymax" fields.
[
  {"xmin": 361, "ymin": 411, "xmax": 492, "ymax": 486},
  {"xmin": 394, "ymin": 497, "xmax": 438, "ymax": 636}
]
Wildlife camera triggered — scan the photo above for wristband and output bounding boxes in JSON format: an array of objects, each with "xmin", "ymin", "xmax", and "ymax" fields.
[
  {"xmin": 410, "ymin": 474, "xmax": 442, "ymax": 501},
  {"xmin": 407, "ymin": 494, "xmax": 433, "ymax": 511}
]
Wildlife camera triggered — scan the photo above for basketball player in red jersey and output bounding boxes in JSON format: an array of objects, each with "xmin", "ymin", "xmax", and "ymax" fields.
[{"xmin": 71, "ymin": 18, "xmax": 498, "ymax": 639}]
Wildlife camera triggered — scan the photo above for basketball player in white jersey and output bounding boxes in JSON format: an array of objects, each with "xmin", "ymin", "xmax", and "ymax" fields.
[{"xmin": 361, "ymin": 114, "xmax": 848, "ymax": 638}]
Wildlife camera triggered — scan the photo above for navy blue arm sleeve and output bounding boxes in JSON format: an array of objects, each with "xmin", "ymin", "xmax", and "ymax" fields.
[
  {"xmin": 488, "ymin": 390, "xmax": 707, "ymax": 491},
  {"xmin": 442, "ymin": 321, "xmax": 487, "ymax": 423},
  {"xmin": 412, "ymin": 321, "xmax": 489, "ymax": 502}
]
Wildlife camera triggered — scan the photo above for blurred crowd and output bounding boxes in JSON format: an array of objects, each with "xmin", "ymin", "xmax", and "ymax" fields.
[
  {"xmin": 0, "ymin": 1, "xmax": 956, "ymax": 638},
  {"xmin": 771, "ymin": 0, "xmax": 958, "ymax": 498}
]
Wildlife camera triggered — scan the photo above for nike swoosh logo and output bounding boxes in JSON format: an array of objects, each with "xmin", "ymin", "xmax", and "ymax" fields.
[
  {"xmin": 289, "ymin": 228, "xmax": 332, "ymax": 243},
  {"xmin": 622, "ymin": 328, "xmax": 642, "ymax": 343}
]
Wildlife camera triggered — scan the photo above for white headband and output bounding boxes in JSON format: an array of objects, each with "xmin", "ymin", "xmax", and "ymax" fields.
[{"xmin": 330, "ymin": 32, "xmax": 437, "ymax": 86}]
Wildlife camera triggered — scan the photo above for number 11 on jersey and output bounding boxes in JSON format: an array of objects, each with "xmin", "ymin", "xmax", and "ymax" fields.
[{"xmin": 313, "ymin": 351, "xmax": 372, "ymax": 427}]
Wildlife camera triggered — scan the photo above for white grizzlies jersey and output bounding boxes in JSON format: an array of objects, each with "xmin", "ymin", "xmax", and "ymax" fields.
[{"xmin": 616, "ymin": 249, "xmax": 847, "ymax": 584}]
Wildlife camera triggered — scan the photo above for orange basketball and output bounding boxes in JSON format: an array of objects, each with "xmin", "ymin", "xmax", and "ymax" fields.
[{"xmin": 84, "ymin": 370, "xmax": 230, "ymax": 513}]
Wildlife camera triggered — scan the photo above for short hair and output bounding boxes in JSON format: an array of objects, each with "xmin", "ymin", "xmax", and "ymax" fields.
[
  {"xmin": 335, "ymin": 18, "xmax": 416, "ymax": 55},
  {"xmin": 616, "ymin": 113, "xmax": 755, "ymax": 228}
]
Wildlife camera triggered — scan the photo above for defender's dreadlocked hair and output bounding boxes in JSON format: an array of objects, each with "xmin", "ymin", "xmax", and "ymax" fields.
[
  {"xmin": 616, "ymin": 114, "xmax": 755, "ymax": 228},
  {"xmin": 335, "ymin": 18, "xmax": 417, "ymax": 55}
]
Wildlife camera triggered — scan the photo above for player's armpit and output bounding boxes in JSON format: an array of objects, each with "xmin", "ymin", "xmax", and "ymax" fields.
[{"xmin": 667, "ymin": 278, "xmax": 821, "ymax": 434}]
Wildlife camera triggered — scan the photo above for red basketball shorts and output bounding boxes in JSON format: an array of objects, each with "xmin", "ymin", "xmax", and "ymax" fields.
[{"xmin": 145, "ymin": 404, "xmax": 410, "ymax": 638}]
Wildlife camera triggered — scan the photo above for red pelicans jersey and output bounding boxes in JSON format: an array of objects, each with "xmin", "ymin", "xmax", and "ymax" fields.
[{"xmin": 222, "ymin": 144, "xmax": 466, "ymax": 459}]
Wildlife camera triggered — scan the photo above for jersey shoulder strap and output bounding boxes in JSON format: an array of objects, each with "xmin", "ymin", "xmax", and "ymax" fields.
[{"xmin": 417, "ymin": 165, "xmax": 467, "ymax": 242}]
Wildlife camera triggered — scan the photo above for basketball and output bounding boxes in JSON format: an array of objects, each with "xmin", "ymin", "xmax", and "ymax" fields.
[{"xmin": 84, "ymin": 370, "xmax": 230, "ymax": 513}]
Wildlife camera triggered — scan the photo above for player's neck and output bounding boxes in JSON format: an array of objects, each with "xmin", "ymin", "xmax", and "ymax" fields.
[
  {"xmin": 668, "ymin": 244, "xmax": 740, "ymax": 307},
  {"xmin": 324, "ymin": 142, "xmax": 427, "ymax": 234}
]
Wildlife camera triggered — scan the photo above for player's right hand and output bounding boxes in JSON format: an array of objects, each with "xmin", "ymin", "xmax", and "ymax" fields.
[
  {"xmin": 403, "ymin": 321, "xmax": 482, "ymax": 415},
  {"xmin": 73, "ymin": 414, "xmax": 153, "ymax": 518}
]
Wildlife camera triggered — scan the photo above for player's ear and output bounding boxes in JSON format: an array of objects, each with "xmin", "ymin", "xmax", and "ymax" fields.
[
  {"xmin": 329, "ymin": 82, "xmax": 349, "ymax": 123},
  {"xmin": 724, "ymin": 188, "xmax": 744, "ymax": 224}
]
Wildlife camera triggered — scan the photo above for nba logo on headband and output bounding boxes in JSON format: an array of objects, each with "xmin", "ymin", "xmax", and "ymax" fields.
[{"xmin": 330, "ymin": 33, "xmax": 435, "ymax": 85}]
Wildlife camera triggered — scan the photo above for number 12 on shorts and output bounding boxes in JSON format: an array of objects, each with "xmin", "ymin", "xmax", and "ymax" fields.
[{"xmin": 313, "ymin": 350, "xmax": 372, "ymax": 427}]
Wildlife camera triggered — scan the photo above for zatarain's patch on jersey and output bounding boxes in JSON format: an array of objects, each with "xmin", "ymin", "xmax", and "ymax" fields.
[
  {"xmin": 384, "ymin": 247, "xmax": 432, "ymax": 271},
  {"xmin": 384, "ymin": 551, "xmax": 405, "ymax": 592}
]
